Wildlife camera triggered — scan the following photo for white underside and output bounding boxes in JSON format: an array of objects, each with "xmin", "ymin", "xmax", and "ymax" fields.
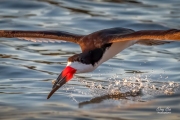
[
  {"xmin": 67, "ymin": 40, "xmax": 137, "ymax": 73},
  {"xmin": 98, "ymin": 40, "xmax": 137, "ymax": 65}
]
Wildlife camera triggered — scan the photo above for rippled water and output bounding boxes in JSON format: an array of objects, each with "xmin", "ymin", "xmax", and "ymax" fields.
[{"xmin": 0, "ymin": 0, "xmax": 180, "ymax": 120}]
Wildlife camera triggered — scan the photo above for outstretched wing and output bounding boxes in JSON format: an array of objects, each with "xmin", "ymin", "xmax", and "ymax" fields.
[
  {"xmin": 0, "ymin": 30, "xmax": 84, "ymax": 44},
  {"xmin": 106, "ymin": 29, "xmax": 180, "ymax": 45}
]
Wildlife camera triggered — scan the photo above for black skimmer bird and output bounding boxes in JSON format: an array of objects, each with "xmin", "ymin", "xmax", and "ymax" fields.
[{"xmin": 0, "ymin": 27, "xmax": 180, "ymax": 99}]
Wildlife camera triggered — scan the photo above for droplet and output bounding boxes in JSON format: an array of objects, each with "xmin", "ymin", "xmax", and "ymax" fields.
[{"xmin": 169, "ymin": 81, "xmax": 174, "ymax": 86}]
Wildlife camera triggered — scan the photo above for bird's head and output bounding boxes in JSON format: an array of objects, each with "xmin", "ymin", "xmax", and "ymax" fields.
[{"xmin": 47, "ymin": 53, "xmax": 96, "ymax": 99}]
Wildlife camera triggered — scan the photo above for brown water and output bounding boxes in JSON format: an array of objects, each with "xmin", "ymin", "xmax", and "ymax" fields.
[{"xmin": 0, "ymin": 0, "xmax": 180, "ymax": 120}]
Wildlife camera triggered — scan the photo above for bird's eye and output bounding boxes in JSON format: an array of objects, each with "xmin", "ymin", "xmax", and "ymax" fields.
[{"xmin": 80, "ymin": 58, "xmax": 84, "ymax": 63}]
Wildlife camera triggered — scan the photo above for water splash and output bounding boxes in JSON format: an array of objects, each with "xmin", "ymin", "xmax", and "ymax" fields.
[{"xmin": 63, "ymin": 74, "xmax": 180, "ymax": 104}]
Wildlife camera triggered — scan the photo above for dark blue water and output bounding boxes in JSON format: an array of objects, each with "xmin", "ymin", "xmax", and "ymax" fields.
[{"xmin": 0, "ymin": 0, "xmax": 180, "ymax": 120}]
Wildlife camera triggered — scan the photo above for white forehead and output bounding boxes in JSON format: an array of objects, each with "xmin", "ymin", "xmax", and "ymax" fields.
[{"xmin": 67, "ymin": 61, "xmax": 95, "ymax": 73}]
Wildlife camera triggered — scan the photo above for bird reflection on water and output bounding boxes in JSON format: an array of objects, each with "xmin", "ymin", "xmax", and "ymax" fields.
[{"xmin": 78, "ymin": 90, "xmax": 143, "ymax": 108}]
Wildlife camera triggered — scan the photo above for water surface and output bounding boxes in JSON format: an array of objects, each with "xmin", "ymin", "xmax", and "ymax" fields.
[{"xmin": 0, "ymin": 0, "xmax": 180, "ymax": 120}]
